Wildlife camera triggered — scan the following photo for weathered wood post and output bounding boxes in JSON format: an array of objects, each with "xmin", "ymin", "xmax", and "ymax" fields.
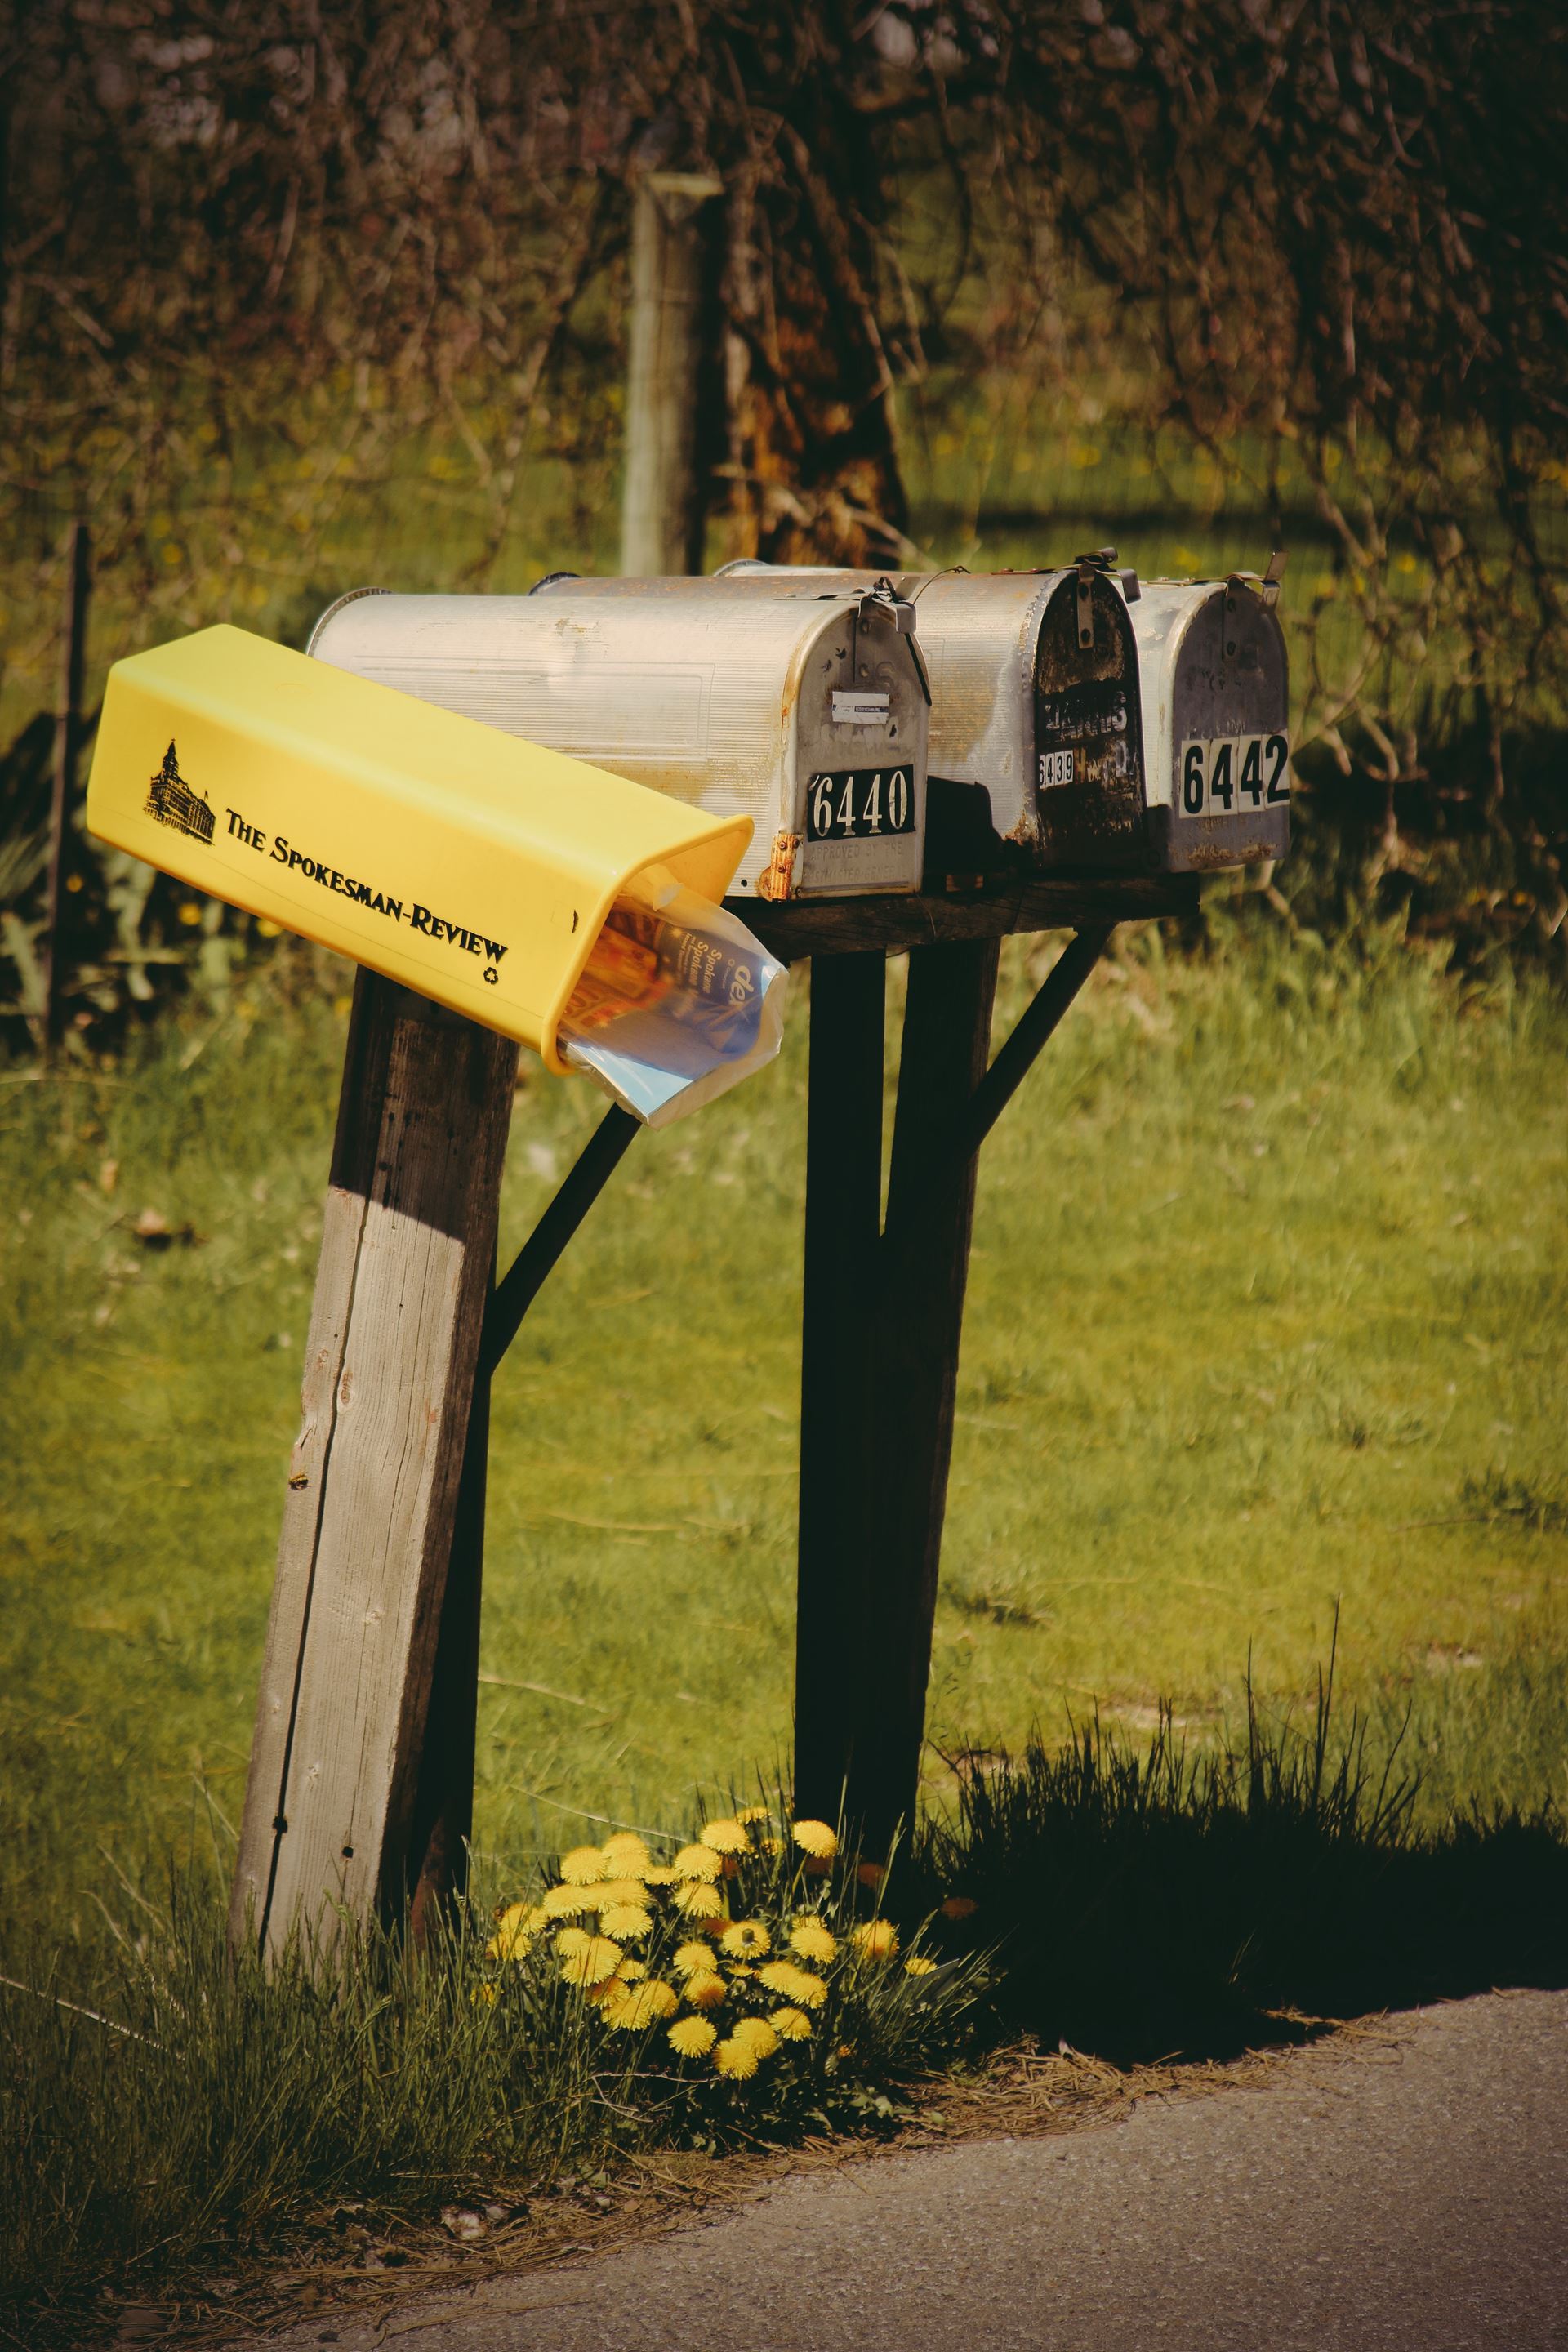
[
  {"xmin": 621, "ymin": 171, "xmax": 723, "ymax": 577},
  {"xmin": 231, "ymin": 973, "xmax": 516, "ymax": 1958},
  {"xmin": 42, "ymin": 519, "xmax": 90, "ymax": 1049}
]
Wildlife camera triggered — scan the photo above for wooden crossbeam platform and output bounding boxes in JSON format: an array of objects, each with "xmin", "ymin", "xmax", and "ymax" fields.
[{"xmin": 737, "ymin": 872, "xmax": 1198, "ymax": 960}]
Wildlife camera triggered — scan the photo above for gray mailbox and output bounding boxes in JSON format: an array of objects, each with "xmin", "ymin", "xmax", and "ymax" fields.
[
  {"xmin": 307, "ymin": 577, "xmax": 930, "ymax": 904},
  {"xmin": 716, "ymin": 557, "xmax": 1147, "ymax": 888},
  {"xmin": 1127, "ymin": 569, "xmax": 1290, "ymax": 872}
]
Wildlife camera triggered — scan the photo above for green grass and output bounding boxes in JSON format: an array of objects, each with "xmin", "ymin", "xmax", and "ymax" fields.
[
  {"xmin": 2, "ymin": 920, "xmax": 1566, "ymax": 1962},
  {"xmin": 2, "ymin": 924, "xmax": 1566, "ymax": 2324}
]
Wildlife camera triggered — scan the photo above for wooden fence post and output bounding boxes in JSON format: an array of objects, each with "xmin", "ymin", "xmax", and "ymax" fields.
[
  {"xmin": 621, "ymin": 171, "xmax": 723, "ymax": 577},
  {"xmin": 42, "ymin": 519, "xmax": 90, "ymax": 1049},
  {"xmin": 230, "ymin": 971, "xmax": 516, "ymax": 1959},
  {"xmin": 793, "ymin": 952, "xmax": 887, "ymax": 1823}
]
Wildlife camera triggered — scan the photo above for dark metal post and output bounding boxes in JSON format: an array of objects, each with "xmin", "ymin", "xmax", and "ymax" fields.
[
  {"xmin": 793, "ymin": 951, "xmax": 887, "ymax": 1823},
  {"xmin": 853, "ymin": 936, "xmax": 1001, "ymax": 1851}
]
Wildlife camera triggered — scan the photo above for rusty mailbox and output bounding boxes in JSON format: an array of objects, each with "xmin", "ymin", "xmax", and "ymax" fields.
[
  {"xmin": 308, "ymin": 575, "xmax": 930, "ymax": 905},
  {"xmin": 1126, "ymin": 567, "xmax": 1290, "ymax": 872},
  {"xmin": 716, "ymin": 555, "xmax": 1147, "ymax": 888}
]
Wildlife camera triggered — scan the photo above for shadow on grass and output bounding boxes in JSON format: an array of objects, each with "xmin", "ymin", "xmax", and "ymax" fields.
[{"xmin": 910, "ymin": 1654, "xmax": 1568, "ymax": 2068}]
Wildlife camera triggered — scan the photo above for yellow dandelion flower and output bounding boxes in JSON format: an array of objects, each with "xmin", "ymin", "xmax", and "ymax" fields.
[
  {"xmin": 672, "ymin": 1842, "xmax": 722, "ymax": 1882},
  {"xmin": 758, "ymin": 1961, "xmax": 827, "ymax": 2007},
  {"xmin": 761, "ymin": 1834, "xmax": 786, "ymax": 1857},
  {"xmin": 719, "ymin": 1919, "xmax": 772, "ymax": 1960},
  {"xmin": 472, "ymin": 1982, "xmax": 497, "ymax": 2007},
  {"xmin": 736, "ymin": 1804, "xmax": 772, "ymax": 1825},
  {"xmin": 733, "ymin": 2016, "xmax": 779, "ymax": 2056},
  {"xmin": 584, "ymin": 1971, "xmax": 626, "ymax": 2007},
  {"xmin": 599, "ymin": 1904, "xmax": 654, "ymax": 1940},
  {"xmin": 642, "ymin": 1865, "xmax": 681, "ymax": 1887},
  {"xmin": 856, "ymin": 1862, "xmax": 885, "ymax": 1889},
  {"xmin": 788, "ymin": 1918, "xmax": 837, "ymax": 1964},
  {"xmin": 675, "ymin": 1879, "xmax": 727, "ymax": 1919},
  {"xmin": 673, "ymin": 1940, "xmax": 717, "ymax": 1978},
  {"xmin": 700, "ymin": 1818, "xmax": 751, "ymax": 1855},
  {"xmin": 485, "ymin": 1901, "xmax": 541, "ymax": 1962},
  {"xmin": 712, "ymin": 2036, "xmax": 759, "ymax": 2079},
  {"xmin": 558, "ymin": 1845, "xmax": 608, "ymax": 1885},
  {"xmin": 904, "ymin": 1954, "xmax": 938, "ymax": 1977},
  {"xmin": 667, "ymin": 2015, "xmax": 718, "ymax": 2058},
  {"xmin": 726, "ymin": 1962, "xmax": 755, "ymax": 1982},
  {"xmin": 607, "ymin": 1978, "xmax": 679, "ymax": 2030},
  {"xmin": 851, "ymin": 1919, "xmax": 900, "ymax": 1962},
  {"xmin": 685, "ymin": 1971, "xmax": 728, "ymax": 2010},
  {"xmin": 554, "ymin": 1926, "xmax": 591, "ymax": 1958},
  {"xmin": 586, "ymin": 1877, "xmax": 648, "ymax": 1909},
  {"xmin": 941, "ymin": 1895, "xmax": 978, "ymax": 1920},
  {"xmin": 770, "ymin": 2006, "xmax": 813, "ymax": 2041},
  {"xmin": 613, "ymin": 1955, "xmax": 648, "ymax": 1982},
  {"xmin": 791, "ymin": 1819, "xmax": 838, "ymax": 1860},
  {"xmin": 542, "ymin": 1884, "xmax": 594, "ymax": 1918},
  {"xmin": 600, "ymin": 1833, "xmax": 652, "ymax": 1874},
  {"xmin": 559, "ymin": 1935, "xmax": 623, "ymax": 1986}
]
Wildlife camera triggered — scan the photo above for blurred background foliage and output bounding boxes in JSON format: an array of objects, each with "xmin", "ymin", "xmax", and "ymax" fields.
[{"xmin": 2, "ymin": 0, "xmax": 1567, "ymax": 1050}]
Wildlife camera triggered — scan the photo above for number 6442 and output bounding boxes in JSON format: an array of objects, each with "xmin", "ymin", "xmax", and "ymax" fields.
[{"xmin": 1179, "ymin": 733, "xmax": 1290, "ymax": 817}]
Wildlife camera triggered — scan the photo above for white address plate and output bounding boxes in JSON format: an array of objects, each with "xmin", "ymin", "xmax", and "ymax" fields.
[{"xmin": 1178, "ymin": 733, "xmax": 1290, "ymax": 818}]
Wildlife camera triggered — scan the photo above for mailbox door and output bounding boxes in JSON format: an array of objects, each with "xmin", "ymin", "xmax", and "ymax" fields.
[
  {"xmin": 1150, "ymin": 584, "xmax": 1290, "ymax": 872},
  {"xmin": 1030, "ymin": 572, "xmax": 1148, "ymax": 871},
  {"xmin": 791, "ymin": 599, "xmax": 928, "ymax": 899}
]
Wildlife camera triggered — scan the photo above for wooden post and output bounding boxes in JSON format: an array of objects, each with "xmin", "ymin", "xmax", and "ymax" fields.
[
  {"xmin": 231, "ymin": 971, "xmax": 517, "ymax": 1958},
  {"xmin": 621, "ymin": 171, "xmax": 723, "ymax": 577},
  {"xmin": 825, "ymin": 938, "xmax": 1001, "ymax": 1853},
  {"xmin": 42, "ymin": 519, "xmax": 90, "ymax": 1049},
  {"xmin": 793, "ymin": 953, "xmax": 887, "ymax": 1822},
  {"xmin": 405, "ymin": 1283, "xmax": 492, "ymax": 1946}
]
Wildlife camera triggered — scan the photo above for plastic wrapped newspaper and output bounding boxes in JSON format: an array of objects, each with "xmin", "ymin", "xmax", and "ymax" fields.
[{"xmin": 558, "ymin": 866, "xmax": 788, "ymax": 1128}]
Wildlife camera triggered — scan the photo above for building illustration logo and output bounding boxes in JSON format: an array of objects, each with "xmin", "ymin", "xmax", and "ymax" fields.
[{"xmin": 144, "ymin": 741, "xmax": 215, "ymax": 843}]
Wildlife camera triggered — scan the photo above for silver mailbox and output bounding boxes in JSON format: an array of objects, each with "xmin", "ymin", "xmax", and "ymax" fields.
[
  {"xmin": 717, "ymin": 558, "xmax": 1147, "ymax": 885},
  {"xmin": 307, "ymin": 576, "xmax": 930, "ymax": 903},
  {"xmin": 1127, "ymin": 571, "xmax": 1290, "ymax": 872}
]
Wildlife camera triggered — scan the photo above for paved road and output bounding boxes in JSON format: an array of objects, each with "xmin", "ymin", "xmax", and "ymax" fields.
[{"xmin": 274, "ymin": 1991, "xmax": 1568, "ymax": 2351}]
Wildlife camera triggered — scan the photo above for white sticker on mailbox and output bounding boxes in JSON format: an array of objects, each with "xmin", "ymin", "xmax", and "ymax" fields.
[
  {"xmin": 832, "ymin": 689, "xmax": 891, "ymax": 726},
  {"xmin": 1178, "ymin": 733, "xmax": 1290, "ymax": 818}
]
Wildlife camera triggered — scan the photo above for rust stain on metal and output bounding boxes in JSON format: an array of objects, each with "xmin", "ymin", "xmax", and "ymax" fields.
[{"xmin": 756, "ymin": 831, "xmax": 802, "ymax": 901}]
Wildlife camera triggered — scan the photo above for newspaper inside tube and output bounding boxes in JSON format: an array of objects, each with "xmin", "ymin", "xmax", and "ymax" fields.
[{"xmin": 558, "ymin": 866, "xmax": 788, "ymax": 1127}]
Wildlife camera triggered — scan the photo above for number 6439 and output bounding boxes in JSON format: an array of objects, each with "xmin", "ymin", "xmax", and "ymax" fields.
[{"xmin": 1179, "ymin": 733, "xmax": 1290, "ymax": 817}]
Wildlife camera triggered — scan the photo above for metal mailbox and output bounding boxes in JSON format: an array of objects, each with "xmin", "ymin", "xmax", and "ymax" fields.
[
  {"xmin": 1126, "ymin": 568, "xmax": 1290, "ymax": 872},
  {"xmin": 716, "ymin": 556, "xmax": 1147, "ymax": 886},
  {"xmin": 308, "ymin": 575, "xmax": 931, "ymax": 904}
]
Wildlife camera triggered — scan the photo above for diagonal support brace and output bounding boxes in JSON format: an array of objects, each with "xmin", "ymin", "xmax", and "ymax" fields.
[
  {"xmin": 884, "ymin": 922, "xmax": 1114, "ymax": 1245},
  {"xmin": 480, "ymin": 1105, "xmax": 640, "ymax": 1377}
]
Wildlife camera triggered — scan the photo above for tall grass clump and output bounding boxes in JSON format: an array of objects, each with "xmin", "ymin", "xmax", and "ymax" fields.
[{"xmin": 911, "ymin": 1643, "xmax": 1568, "ymax": 2065}]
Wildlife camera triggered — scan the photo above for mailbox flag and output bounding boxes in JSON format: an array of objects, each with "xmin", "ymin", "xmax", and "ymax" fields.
[{"xmin": 87, "ymin": 625, "xmax": 752, "ymax": 1072}]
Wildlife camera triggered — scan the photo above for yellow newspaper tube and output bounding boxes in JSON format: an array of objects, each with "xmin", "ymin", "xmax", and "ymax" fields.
[{"xmin": 86, "ymin": 626, "xmax": 752, "ymax": 1071}]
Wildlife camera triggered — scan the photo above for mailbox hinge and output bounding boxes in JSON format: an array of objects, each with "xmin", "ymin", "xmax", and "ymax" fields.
[
  {"xmin": 1226, "ymin": 549, "xmax": 1288, "ymax": 611},
  {"xmin": 1071, "ymin": 546, "xmax": 1138, "ymax": 646},
  {"xmin": 861, "ymin": 575, "xmax": 930, "ymax": 702}
]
